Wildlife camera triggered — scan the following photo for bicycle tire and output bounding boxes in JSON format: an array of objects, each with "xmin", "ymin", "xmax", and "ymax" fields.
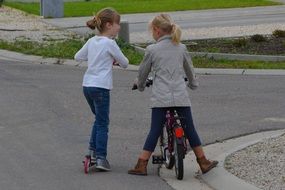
[
  {"xmin": 174, "ymin": 136, "xmax": 184, "ymax": 180},
  {"xmin": 160, "ymin": 127, "xmax": 175, "ymax": 169}
]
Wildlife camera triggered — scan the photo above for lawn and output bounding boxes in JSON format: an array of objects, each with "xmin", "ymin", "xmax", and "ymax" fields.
[{"xmin": 4, "ymin": 0, "xmax": 281, "ymax": 17}]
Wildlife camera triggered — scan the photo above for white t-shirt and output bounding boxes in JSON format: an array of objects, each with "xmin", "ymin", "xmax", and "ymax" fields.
[{"xmin": 74, "ymin": 36, "xmax": 129, "ymax": 89}]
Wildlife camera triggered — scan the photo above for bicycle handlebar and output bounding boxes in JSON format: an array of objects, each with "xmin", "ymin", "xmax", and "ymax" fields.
[
  {"xmin": 132, "ymin": 78, "xmax": 153, "ymax": 90},
  {"xmin": 132, "ymin": 77, "xmax": 188, "ymax": 90}
]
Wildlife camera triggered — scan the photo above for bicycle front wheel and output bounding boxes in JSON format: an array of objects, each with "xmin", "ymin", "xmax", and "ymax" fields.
[
  {"xmin": 174, "ymin": 136, "xmax": 184, "ymax": 180},
  {"xmin": 160, "ymin": 127, "xmax": 175, "ymax": 169}
]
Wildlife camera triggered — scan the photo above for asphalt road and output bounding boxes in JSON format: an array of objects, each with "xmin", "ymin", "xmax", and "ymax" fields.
[{"xmin": 0, "ymin": 60, "xmax": 285, "ymax": 190}]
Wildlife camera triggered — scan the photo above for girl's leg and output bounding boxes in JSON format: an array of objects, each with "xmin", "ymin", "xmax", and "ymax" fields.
[
  {"xmin": 83, "ymin": 87, "xmax": 110, "ymax": 160},
  {"xmin": 83, "ymin": 87, "xmax": 97, "ymax": 152},
  {"xmin": 176, "ymin": 107, "xmax": 218, "ymax": 174},
  {"xmin": 175, "ymin": 107, "xmax": 202, "ymax": 149},
  {"xmin": 138, "ymin": 150, "xmax": 152, "ymax": 161},
  {"xmin": 128, "ymin": 107, "xmax": 167, "ymax": 175},
  {"xmin": 92, "ymin": 88, "xmax": 110, "ymax": 159},
  {"xmin": 142, "ymin": 107, "xmax": 168, "ymax": 158}
]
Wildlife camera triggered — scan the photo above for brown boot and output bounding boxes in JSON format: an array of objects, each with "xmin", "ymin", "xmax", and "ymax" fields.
[
  {"xmin": 197, "ymin": 156, "xmax": 218, "ymax": 174},
  {"xmin": 128, "ymin": 158, "xmax": 148, "ymax": 175}
]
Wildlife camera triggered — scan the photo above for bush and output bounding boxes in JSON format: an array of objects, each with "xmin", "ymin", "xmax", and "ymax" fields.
[
  {"xmin": 0, "ymin": 0, "xmax": 4, "ymax": 7},
  {"xmin": 233, "ymin": 37, "xmax": 247, "ymax": 47},
  {"xmin": 250, "ymin": 34, "xmax": 267, "ymax": 42},
  {"xmin": 116, "ymin": 38, "xmax": 143, "ymax": 65},
  {"xmin": 273, "ymin": 30, "xmax": 285, "ymax": 38}
]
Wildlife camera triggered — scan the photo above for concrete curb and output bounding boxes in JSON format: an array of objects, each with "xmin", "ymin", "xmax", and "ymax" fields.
[
  {"xmin": 1, "ymin": 49, "xmax": 285, "ymax": 76},
  {"xmin": 195, "ymin": 68, "xmax": 285, "ymax": 76},
  {"xmin": 160, "ymin": 129, "xmax": 285, "ymax": 190}
]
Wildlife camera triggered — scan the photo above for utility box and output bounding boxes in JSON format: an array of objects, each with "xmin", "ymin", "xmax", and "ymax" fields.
[
  {"xmin": 40, "ymin": 0, "xmax": 64, "ymax": 18},
  {"xmin": 118, "ymin": 21, "xmax": 130, "ymax": 43}
]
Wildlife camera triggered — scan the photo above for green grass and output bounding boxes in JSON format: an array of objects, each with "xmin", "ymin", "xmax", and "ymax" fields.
[
  {"xmin": 4, "ymin": 0, "xmax": 280, "ymax": 17},
  {"xmin": 1, "ymin": 38, "xmax": 284, "ymax": 69},
  {"xmin": 0, "ymin": 38, "xmax": 143, "ymax": 65},
  {"xmin": 0, "ymin": 39, "xmax": 84, "ymax": 59}
]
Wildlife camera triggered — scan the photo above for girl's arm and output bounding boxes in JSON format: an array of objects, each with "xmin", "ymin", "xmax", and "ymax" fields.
[
  {"xmin": 74, "ymin": 40, "xmax": 89, "ymax": 61},
  {"xmin": 183, "ymin": 47, "xmax": 198, "ymax": 90},
  {"xmin": 109, "ymin": 41, "xmax": 129, "ymax": 68},
  {"xmin": 137, "ymin": 47, "xmax": 152, "ymax": 92}
]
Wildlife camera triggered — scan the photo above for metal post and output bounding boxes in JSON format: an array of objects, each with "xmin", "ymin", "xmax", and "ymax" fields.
[
  {"xmin": 40, "ymin": 0, "xmax": 64, "ymax": 18},
  {"xmin": 118, "ymin": 21, "xmax": 130, "ymax": 43}
]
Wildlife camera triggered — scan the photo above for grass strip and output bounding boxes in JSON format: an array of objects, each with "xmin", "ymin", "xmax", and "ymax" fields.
[
  {"xmin": 1, "ymin": 39, "xmax": 284, "ymax": 69},
  {"xmin": 193, "ymin": 57, "xmax": 285, "ymax": 69},
  {"xmin": 0, "ymin": 38, "xmax": 143, "ymax": 65},
  {"xmin": 4, "ymin": 0, "xmax": 280, "ymax": 17}
]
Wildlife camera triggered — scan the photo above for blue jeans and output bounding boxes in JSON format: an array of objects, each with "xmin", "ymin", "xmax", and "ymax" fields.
[
  {"xmin": 143, "ymin": 107, "xmax": 202, "ymax": 152},
  {"xmin": 83, "ymin": 87, "xmax": 110, "ymax": 159}
]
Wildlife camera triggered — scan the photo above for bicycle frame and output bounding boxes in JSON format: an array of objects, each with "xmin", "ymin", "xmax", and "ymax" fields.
[
  {"xmin": 148, "ymin": 109, "xmax": 187, "ymax": 180},
  {"xmin": 165, "ymin": 110, "xmax": 186, "ymax": 157}
]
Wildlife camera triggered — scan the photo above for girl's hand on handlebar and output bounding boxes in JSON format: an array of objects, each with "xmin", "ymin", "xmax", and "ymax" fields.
[
  {"xmin": 113, "ymin": 61, "xmax": 120, "ymax": 66},
  {"xmin": 188, "ymin": 80, "xmax": 199, "ymax": 90},
  {"xmin": 132, "ymin": 77, "xmax": 153, "ymax": 90}
]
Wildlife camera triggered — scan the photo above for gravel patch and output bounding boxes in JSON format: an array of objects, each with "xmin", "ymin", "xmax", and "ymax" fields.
[
  {"xmin": 0, "ymin": 6, "xmax": 80, "ymax": 42},
  {"xmin": 225, "ymin": 133, "xmax": 285, "ymax": 190}
]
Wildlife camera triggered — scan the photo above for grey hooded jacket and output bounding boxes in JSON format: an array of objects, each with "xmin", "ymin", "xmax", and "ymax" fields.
[{"xmin": 137, "ymin": 35, "xmax": 198, "ymax": 108}]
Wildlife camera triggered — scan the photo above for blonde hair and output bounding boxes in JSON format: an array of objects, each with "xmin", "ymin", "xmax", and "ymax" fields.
[
  {"xmin": 150, "ymin": 14, "xmax": 181, "ymax": 44},
  {"xmin": 86, "ymin": 8, "xmax": 120, "ymax": 33}
]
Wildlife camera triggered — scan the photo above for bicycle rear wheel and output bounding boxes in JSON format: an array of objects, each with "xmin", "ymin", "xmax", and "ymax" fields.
[{"xmin": 174, "ymin": 136, "xmax": 184, "ymax": 180}]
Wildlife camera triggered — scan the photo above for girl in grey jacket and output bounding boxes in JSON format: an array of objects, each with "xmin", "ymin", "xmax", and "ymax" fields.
[{"xmin": 128, "ymin": 14, "xmax": 218, "ymax": 176}]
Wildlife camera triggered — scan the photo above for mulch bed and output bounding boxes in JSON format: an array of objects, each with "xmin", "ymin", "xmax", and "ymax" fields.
[{"xmin": 185, "ymin": 35, "xmax": 285, "ymax": 55}]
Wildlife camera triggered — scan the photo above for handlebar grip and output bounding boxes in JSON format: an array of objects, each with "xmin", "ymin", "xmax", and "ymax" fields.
[{"xmin": 145, "ymin": 79, "xmax": 153, "ymax": 87}]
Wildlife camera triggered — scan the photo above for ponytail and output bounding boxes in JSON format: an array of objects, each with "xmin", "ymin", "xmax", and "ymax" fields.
[
  {"xmin": 86, "ymin": 16, "xmax": 102, "ymax": 31},
  {"xmin": 86, "ymin": 7, "xmax": 120, "ymax": 33},
  {"xmin": 171, "ymin": 24, "xmax": 181, "ymax": 45}
]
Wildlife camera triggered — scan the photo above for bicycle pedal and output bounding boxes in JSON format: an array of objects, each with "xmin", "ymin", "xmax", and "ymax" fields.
[{"xmin": 152, "ymin": 155, "xmax": 164, "ymax": 164}]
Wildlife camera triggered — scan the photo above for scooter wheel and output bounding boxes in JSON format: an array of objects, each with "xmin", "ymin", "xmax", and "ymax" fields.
[{"xmin": 83, "ymin": 156, "xmax": 91, "ymax": 174}]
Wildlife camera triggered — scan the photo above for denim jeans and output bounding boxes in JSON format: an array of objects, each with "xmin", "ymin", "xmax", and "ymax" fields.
[
  {"xmin": 143, "ymin": 107, "xmax": 202, "ymax": 152},
  {"xmin": 83, "ymin": 87, "xmax": 110, "ymax": 159}
]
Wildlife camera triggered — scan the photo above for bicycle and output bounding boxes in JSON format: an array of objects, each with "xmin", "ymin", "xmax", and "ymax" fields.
[{"xmin": 132, "ymin": 78, "xmax": 188, "ymax": 180}]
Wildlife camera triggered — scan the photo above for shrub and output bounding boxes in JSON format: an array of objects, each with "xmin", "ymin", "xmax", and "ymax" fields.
[
  {"xmin": 0, "ymin": 0, "xmax": 4, "ymax": 7},
  {"xmin": 250, "ymin": 34, "xmax": 267, "ymax": 42},
  {"xmin": 273, "ymin": 30, "xmax": 285, "ymax": 38},
  {"xmin": 116, "ymin": 38, "xmax": 143, "ymax": 64},
  {"xmin": 233, "ymin": 37, "xmax": 247, "ymax": 47}
]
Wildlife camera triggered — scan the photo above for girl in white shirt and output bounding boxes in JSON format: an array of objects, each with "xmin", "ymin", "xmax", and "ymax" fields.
[{"xmin": 74, "ymin": 8, "xmax": 129, "ymax": 171}]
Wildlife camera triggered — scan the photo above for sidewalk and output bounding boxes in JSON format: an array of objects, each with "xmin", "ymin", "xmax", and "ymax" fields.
[
  {"xmin": 0, "ymin": 4, "xmax": 285, "ymax": 190},
  {"xmin": 160, "ymin": 130, "xmax": 285, "ymax": 190}
]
